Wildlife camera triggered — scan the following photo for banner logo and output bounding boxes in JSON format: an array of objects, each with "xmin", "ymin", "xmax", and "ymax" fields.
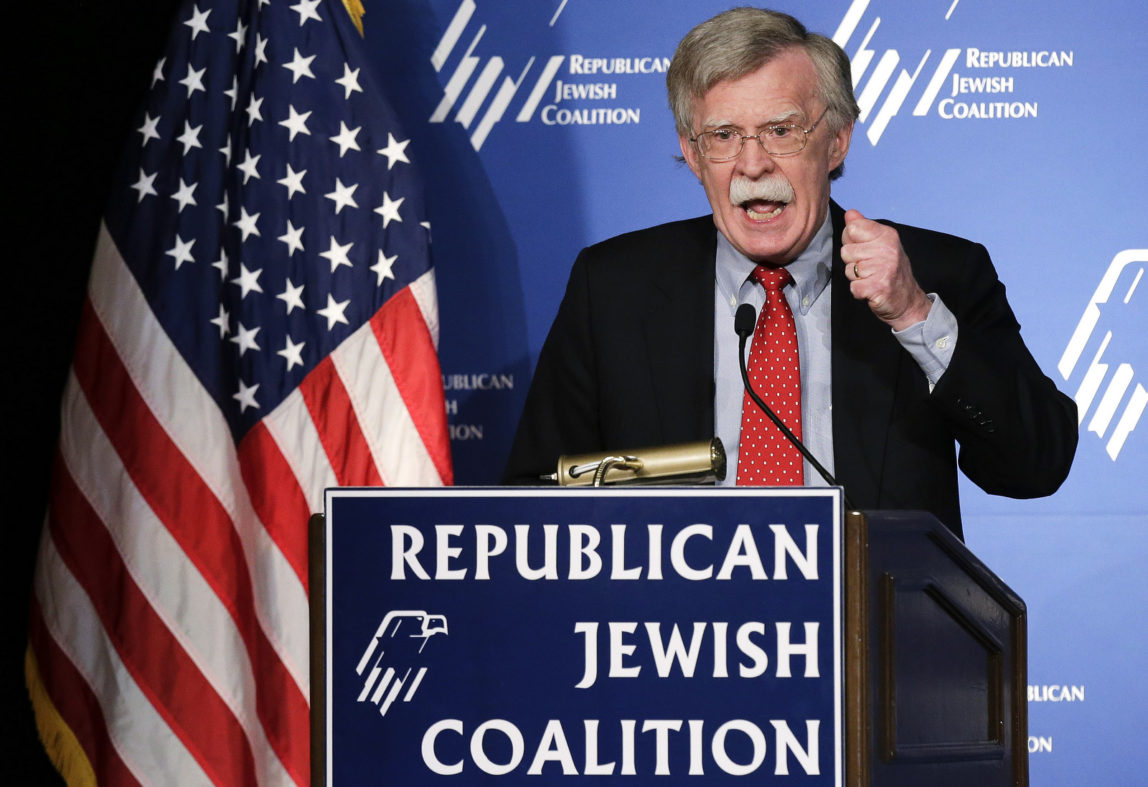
[
  {"xmin": 355, "ymin": 609, "xmax": 450, "ymax": 716},
  {"xmin": 1058, "ymin": 250, "xmax": 1148, "ymax": 460},
  {"xmin": 428, "ymin": 0, "xmax": 658, "ymax": 150},
  {"xmin": 833, "ymin": 0, "xmax": 1074, "ymax": 144}
]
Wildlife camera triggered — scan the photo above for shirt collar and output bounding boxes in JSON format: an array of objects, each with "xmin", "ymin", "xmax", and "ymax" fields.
[{"xmin": 714, "ymin": 211, "xmax": 833, "ymax": 316}]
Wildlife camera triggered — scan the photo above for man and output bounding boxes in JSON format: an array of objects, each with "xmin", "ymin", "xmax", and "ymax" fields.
[{"xmin": 502, "ymin": 8, "xmax": 1077, "ymax": 538}]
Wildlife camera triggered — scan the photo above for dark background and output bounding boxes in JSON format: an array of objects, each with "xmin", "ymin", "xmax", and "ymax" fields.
[{"xmin": 4, "ymin": 1, "xmax": 180, "ymax": 782}]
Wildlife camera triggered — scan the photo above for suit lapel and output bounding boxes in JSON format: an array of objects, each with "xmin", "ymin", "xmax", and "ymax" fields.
[
  {"xmin": 829, "ymin": 202, "xmax": 903, "ymax": 507},
  {"xmin": 641, "ymin": 217, "xmax": 718, "ymax": 445}
]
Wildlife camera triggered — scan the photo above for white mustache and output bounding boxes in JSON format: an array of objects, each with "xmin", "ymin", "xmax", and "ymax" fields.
[{"xmin": 729, "ymin": 176, "xmax": 795, "ymax": 206}]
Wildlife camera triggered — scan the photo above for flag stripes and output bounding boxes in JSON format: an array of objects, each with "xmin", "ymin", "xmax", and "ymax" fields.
[{"xmin": 29, "ymin": 2, "xmax": 453, "ymax": 782}]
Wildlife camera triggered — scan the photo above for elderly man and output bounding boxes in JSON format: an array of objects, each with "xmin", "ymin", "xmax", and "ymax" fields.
[{"xmin": 503, "ymin": 7, "xmax": 1077, "ymax": 537}]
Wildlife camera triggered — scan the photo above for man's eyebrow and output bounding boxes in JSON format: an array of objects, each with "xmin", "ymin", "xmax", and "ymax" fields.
[
  {"xmin": 699, "ymin": 109, "xmax": 804, "ymax": 129},
  {"xmin": 764, "ymin": 109, "xmax": 803, "ymax": 125}
]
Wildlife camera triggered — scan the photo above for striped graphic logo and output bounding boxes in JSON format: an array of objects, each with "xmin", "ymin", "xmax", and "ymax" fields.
[
  {"xmin": 1059, "ymin": 250, "xmax": 1148, "ymax": 461},
  {"xmin": 355, "ymin": 610, "xmax": 450, "ymax": 717},
  {"xmin": 833, "ymin": 0, "xmax": 963, "ymax": 145},
  {"xmin": 429, "ymin": 0, "xmax": 564, "ymax": 151}
]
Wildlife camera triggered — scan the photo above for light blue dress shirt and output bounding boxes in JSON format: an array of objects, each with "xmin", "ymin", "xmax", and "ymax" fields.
[{"xmin": 713, "ymin": 212, "xmax": 959, "ymax": 485}]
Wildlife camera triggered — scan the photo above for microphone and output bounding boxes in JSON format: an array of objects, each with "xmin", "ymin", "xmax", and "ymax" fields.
[{"xmin": 735, "ymin": 304, "xmax": 854, "ymax": 509}]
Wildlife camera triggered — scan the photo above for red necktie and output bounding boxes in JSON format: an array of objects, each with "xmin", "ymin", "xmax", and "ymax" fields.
[{"xmin": 736, "ymin": 266, "xmax": 804, "ymax": 486}]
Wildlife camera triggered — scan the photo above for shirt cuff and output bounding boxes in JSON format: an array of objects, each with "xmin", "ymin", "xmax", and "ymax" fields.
[{"xmin": 891, "ymin": 293, "xmax": 958, "ymax": 388}]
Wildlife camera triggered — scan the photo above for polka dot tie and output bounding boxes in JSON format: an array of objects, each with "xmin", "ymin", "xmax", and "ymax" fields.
[{"xmin": 736, "ymin": 266, "xmax": 804, "ymax": 486}]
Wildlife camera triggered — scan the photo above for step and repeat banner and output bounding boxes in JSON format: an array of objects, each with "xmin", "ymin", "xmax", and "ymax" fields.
[{"xmin": 362, "ymin": 1, "xmax": 1146, "ymax": 782}]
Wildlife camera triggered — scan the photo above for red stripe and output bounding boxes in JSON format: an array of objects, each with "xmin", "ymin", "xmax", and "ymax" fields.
[
  {"xmin": 28, "ymin": 597, "xmax": 141, "ymax": 786},
  {"xmin": 48, "ymin": 456, "xmax": 258, "ymax": 785},
  {"xmin": 70, "ymin": 299, "xmax": 310, "ymax": 785},
  {"xmin": 370, "ymin": 289, "xmax": 453, "ymax": 484},
  {"xmin": 237, "ymin": 422, "xmax": 311, "ymax": 592},
  {"xmin": 299, "ymin": 355, "xmax": 383, "ymax": 486}
]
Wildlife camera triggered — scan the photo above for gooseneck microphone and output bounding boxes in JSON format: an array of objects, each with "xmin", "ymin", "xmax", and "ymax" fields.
[{"xmin": 735, "ymin": 304, "xmax": 854, "ymax": 509}]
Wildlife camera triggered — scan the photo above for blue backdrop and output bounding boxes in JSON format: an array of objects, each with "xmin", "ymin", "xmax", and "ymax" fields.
[{"xmin": 363, "ymin": 1, "xmax": 1147, "ymax": 781}]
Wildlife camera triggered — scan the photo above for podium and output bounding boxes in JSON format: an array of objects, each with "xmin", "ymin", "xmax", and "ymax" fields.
[{"xmin": 312, "ymin": 489, "xmax": 1026, "ymax": 786}]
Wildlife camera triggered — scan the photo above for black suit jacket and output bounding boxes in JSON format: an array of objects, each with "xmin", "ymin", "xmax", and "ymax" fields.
[{"xmin": 503, "ymin": 202, "xmax": 1077, "ymax": 538}]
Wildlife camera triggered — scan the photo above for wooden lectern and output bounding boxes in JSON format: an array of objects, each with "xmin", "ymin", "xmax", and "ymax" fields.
[{"xmin": 845, "ymin": 510, "xmax": 1027, "ymax": 787}]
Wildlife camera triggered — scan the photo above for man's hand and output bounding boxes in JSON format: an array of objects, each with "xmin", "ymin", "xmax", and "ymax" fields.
[{"xmin": 841, "ymin": 209, "xmax": 932, "ymax": 331}]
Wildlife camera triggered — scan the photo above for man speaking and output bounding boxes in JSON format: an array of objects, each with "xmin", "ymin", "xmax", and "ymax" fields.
[{"xmin": 503, "ymin": 7, "xmax": 1077, "ymax": 538}]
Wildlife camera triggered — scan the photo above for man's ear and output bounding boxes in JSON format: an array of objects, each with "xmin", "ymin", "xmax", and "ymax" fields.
[
  {"xmin": 679, "ymin": 135, "xmax": 702, "ymax": 178},
  {"xmin": 828, "ymin": 120, "xmax": 853, "ymax": 172}
]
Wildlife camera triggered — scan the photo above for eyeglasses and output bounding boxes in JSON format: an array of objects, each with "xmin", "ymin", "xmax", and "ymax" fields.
[{"xmin": 690, "ymin": 109, "xmax": 829, "ymax": 162}]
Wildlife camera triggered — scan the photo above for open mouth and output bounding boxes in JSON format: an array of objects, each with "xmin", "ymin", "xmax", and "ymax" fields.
[{"xmin": 742, "ymin": 200, "xmax": 786, "ymax": 221}]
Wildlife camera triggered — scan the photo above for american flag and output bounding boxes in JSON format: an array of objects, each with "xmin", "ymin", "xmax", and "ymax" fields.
[{"xmin": 27, "ymin": 0, "xmax": 452, "ymax": 784}]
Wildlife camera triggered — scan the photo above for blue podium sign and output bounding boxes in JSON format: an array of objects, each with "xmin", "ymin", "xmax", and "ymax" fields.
[{"xmin": 323, "ymin": 488, "xmax": 844, "ymax": 784}]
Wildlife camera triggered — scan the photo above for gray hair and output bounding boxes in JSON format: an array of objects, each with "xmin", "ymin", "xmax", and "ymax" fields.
[{"xmin": 667, "ymin": 7, "xmax": 859, "ymax": 178}]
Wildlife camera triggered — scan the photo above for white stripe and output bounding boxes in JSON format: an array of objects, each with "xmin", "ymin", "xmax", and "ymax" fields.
[
  {"xmin": 857, "ymin": 50, "xmax": 899, "ymax": 123},
  {"xmin": 407, "ymin": 269, "xmax": 441, "ymax": 348},
  {"xmin": 263, "ymin": 387, "xmax": 340, "ymax": 509},
  {"xmin": 430, "ymin": 56, "xmax": 477, "ymax": 123},
  {"xmin": 831, "ymin": 0, "xmax": 869, "ymax": 48},
  {"xmin": 1059, "ymin": 250, "xmax": 1148, "ymax": 377},
  {"xmin": 58, "ymin": 372, "xmax": 294, "ymax": 786},
  {"xmin": 86, "ymin": 223, "xmax": 310, "ymax": 694},
  {"xmin": 473, "ymin": 59, "xmax": 533, "ymax": 150},
  {"xmin": 34, "ymin": 531, "xmax": 213, "ymax": 786},
  {"xmin": 430, "ymin": 0, "xmax": 475, "ymax": 72},
  {"xmin": 516, "ymin": 55, "xmax": 564, "ymax": 123},
  {"xmin": 1088, "ymin": 363, "xmax": 1134, "ymax": 437},
  {"xmin": 457, "ymin": 57, "xmax": 503, "ymax": 129},
  {"xmin": 913, "ymin": 48, "xmax": 960, "ymax": 116},
  {"xmin": 330, "ymin": 319, "xmax": 442, "ymax": 485},
  {"xmin": 868, "ymin": 51, "xmax": 930, "ymax": 144},
  {"xmin": 1107, "ymin": 384, "xmax": 1148, "ymax": 460}
]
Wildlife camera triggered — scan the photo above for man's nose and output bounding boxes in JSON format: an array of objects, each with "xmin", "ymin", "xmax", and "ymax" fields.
[{"xmin": 736, "ymin": 137, "xmax": 776, "ymax": 177}]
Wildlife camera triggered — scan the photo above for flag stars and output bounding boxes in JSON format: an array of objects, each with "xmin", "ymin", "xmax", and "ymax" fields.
[
  {"xmin": 317, "ymin": 293, "xmax": 351, "ymax": 330},
  {"xmin": 233, "ymin": 379, "xmax": 260, "ymax": 413},
  {"xmin": 171, "ymin": 179, "xmax": 198, "ymax": 212},
  {"xmin": 176, "ymin": 120, "xmax": 203, "ymax": 154},
  {"xmin": 151, "ymin": 57, "xmax": 166, "ymax": 87},
  {"xmin": 320, "ymin": 236, "xmax": 354, "ymax": 272},
  {"xmin": 179, "ymin": 64, "xmax": 206, "ymax": 97},
  {"xmin": 336, "ymin": 64, "xmax": 363, "ymax": 99},
  {"xmin": 324, "ymin": 178, "xmax": 358, "ymax": 213},
  {"xmin": 209, "ymin": 303, "xmax": 230, "ymax": 338},
  {"xmin": 283, "ymin": 48, "xmax": 317, "ymax": 83},
  {"xmin": 279, "ymin": 105, "xmax": 312, "ymax": 140},
  {"xmin": 290, "ymin": 0, "xmax": 323, "ymax": 26},
  {"xmin": 212, "ymin": 249, "xmax": 229, "ymax": 279},
  {"xmin": 254, "ymin": 34, "xmax": 269, "ymax": 66},
  {"xmin": 229, "ymin": 19, "xmax": 247, "ymax": 53},
  {"xmin": 236, "ymin": 149, "xmax": 261, "ymax": 183},
  {"xmin": 184, "ymin": 4, "xmax": 211, "ymax": 39},
  {"xmin": 278, "ymin": 336, "xmax": 307, "ymax": 371},
  {"xmin": 138, "ymin": 113, "xmax": 161, "ymax": 146},
  {"xmin": 166, "ymin": 235, "xmax": 195, "ymax": 269},
  {"xmin": 372, "ymin": 252, "xmax": 397, "ymax": 286},
  {"xmin": 224, "ymin": 76, "xmax": 239, "ymax": 110},
  {"xmin": 231, "ymin": 263, "xmax": 264, "ymax": 298},
  {"xmin": 230, "ymin": 322, "xmax": 261, "ymax": 355},
  {"xmin": 233, "ymin": 206, "xmax": 261, "ymax": 241},
  {"xmin": 377, "ymin": 134, "xmax": 411, "ymax": 170},
  {"xmin": 277, "ymin": 278, "xmax": 305, "ymax": 314},
  {"xmin": 330, "ymin": 122, "xmax": 361, "ymax": 157},
  {"xmin": 278, "ymin": 220, "xmax": 305, "ymax": 255},
  {"xmin": 278, "ymin": 164, "xmax": 307, "ymax": 199},
  {"xmin": 374, "ymin": 192, "xmax": 404, "ymax": 227},
  {"xmin": 246, "ymin": 95, "xmax": 264, "ymax": 126},
  {"xmin": 131, "ymin": 168, "xmax": 158, "ymax": 201}
]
